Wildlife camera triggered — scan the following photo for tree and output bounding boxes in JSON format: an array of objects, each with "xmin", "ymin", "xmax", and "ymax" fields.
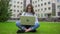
[{"xmin": 0, "ymin": 0, "xmax": 12, "ymax": 22}]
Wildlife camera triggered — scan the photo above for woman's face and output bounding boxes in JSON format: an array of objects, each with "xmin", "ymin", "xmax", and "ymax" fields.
[{"xmin": 27, "ymin": 6, "xmax": 32, "ymax": 13}]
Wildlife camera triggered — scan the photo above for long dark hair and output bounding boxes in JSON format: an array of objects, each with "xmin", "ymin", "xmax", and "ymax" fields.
[{"xmin": 25, "ymin": 4, "xmax": 35, "ymax": 15}]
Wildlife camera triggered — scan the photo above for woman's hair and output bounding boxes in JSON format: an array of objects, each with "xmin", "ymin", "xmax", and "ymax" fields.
[{"xmin": 25, "ymin": 4, "xmax": 35, "ymax": 15}]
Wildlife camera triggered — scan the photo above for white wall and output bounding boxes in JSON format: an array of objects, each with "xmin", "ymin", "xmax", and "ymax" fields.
[{"xmin": 9, "ymin": 0, "xmax": 24, "ymax": 18}]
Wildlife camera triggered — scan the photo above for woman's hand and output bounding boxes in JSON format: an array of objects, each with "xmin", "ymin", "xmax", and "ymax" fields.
[{"xmin": 25, "ymin": 28, "xmax": 32, "ymax": 32}]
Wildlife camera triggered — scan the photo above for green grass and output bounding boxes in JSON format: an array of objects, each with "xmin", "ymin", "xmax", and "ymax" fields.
[{"xmin": 0, "ymin": 22, "xmax": 60, "ymax": 34}]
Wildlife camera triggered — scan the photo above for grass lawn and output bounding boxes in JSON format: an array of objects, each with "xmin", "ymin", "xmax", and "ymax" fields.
[{"xmin": 0, "ymin": 22, "xmax": 60, "ymax": 34}]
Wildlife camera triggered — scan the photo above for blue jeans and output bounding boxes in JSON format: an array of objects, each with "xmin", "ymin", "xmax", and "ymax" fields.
[{"xmin": 16, "ymin": 21, "xmax": 40, "ymax": 30}]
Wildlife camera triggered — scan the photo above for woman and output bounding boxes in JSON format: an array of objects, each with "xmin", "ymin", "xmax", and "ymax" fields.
[{"xmin": 16, "ymin": 4, "xmax": 40, "ymax": 33}]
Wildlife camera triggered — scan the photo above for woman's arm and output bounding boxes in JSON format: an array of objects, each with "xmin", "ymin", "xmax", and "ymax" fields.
[
  {"xmin": 17, "ymin": 12, "xmax": 25, "ymax": 17},
  {"xmin": 21, "ymin": 12, "xmax": 25, "ymax": 16}
]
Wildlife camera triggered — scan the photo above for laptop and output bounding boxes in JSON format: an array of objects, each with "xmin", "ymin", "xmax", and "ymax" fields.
[{"xmin": 20, "ymin": 16, "xmax": 35, "ymax": 25}]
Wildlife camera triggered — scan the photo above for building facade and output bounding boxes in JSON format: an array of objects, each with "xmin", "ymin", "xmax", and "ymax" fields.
[
  {"xmin": 32, "ymin": 0, "xmax": 60, "ymax": 18},
  {"xmin": 9, "ymin": 0, "xmax": 24, "ymax": 20},
  {"xmin": 9, "ymin": 0, "xmax": 32, "ymax": 20},
  {"xmin": 9, "ymin": 0, "xmax": 60, "ymax": 20}
]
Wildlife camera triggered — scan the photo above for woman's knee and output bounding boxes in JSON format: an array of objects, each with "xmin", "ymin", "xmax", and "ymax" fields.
[
  {"xmin": 16, "ymin": 21, "xmax": 21, "ymax": 26},
  {"xmin": 30, "ymin": 23, "xmax": 40, "ymax": 30},
  {"xmin": 35, "ymin": 23, "xmax": 40, "ymax": 28}
]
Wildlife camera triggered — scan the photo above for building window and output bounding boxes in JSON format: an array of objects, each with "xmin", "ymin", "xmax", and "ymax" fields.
[
  {"xmin": 41, "ymin": 3, "xmax": 43, "ymax": 6},
  {"xmin": 41, "ymin": 0, "xmax": 43, "ymax": 1},
  {"xmin": 13, "ymin": 14, "xmax": 15, "ymax": 17},
  {"xmin": 35, "ymin": 1, "xmax": 37, "ymax": 3},
  {"xmin": 38, "ymin": 9, "xmax": 40, "ymax": 11},
  {"xmin": 9, "ymin": 4, "xmax": 12, "ymax": 6},
  {"xmin": 41, "ymin": 13, "xmax": 43, "ymax": 17},
  {"xmin": 17, "ymin": 1, "xmax": 19, "ymax": 4},
  {"xmin": 21, "ymin": 6, "xmax": 22, "ymax": 8},
  {"xmin": 48, "ymin": 7, "xmax": 51, "ymax": 10},
  {"xmin": 21, "ymin": 2, "xmax": 22, "ymax": 4},
  {"xmin": 14, "ymin": 1, "xmax": 16, "ymax": 3},
  {"xmin": 48, "ymin": 2, "xmax": 50, "ymax": 4},
  {"xmin": 44, "ymin": 8, "xmax": 47, "ymax": 10},
  {"xmin": 35, "ymin": 5, "xmax": 37, "ymax": 7},
  {"xmin": 44, "ymin": 2, "xmax": 46, "ymax": 5},
  {"xmin": 38, "ymin": 0, "xmax": 40, "ymax": 1},
  {"xmin": 10, "ymin": 0, "xmax": 12, "ymax": 2},
  {"xmin": 38, "ymin": 14, "xmax": 40, "ymax": 17},
  {"xmin": 45, "ymin": 14, "xmax": 47, "ymax": 17},
  {"xmin": 57, "ymin": 0, "xmax": 60, "ymax": 2},
  {"xmin": 38, "ymin": 4, "xmax": 40, "ymax": 7},
  {"xmin": 35, "ymin": 10, "xmax": 37, "ymax": 12},
  {"xmin": 21, "ymin": 10, "xmax": 22, "ymax": 13},
  {"xmin": 17, "ymin": 6, "xmax": 19, "ymax": 8},
  {"xmin": 36, "ymin": 14, "xmax": 38, "ymax": 16},
  {"xmin": 33, "ymin": 2, "xmax": 34, "ymax": 4},
  {"xmin": 41, "ymin": 8, "xmax": 43, "ymax": 11},
  {"xmin": 57, "ymin": 5, "xmax": 60, "ymax": 8},
  {"xmin": 58, "ymin": 12, "xmax": 60, "ymax": 16},
  {"xmin": 14, "ymin": 5, "xmax": 16, "ymax": 8},
  {"xmin": 52, "ymin": 3, "xmax": 56, "ymax": 16},
  {"xmin": 10, "ymin": 9, "xmax": 12, "ymax": 11},
  {"xmin": 14, "ymin": 10, "xmax": 16, "ymax": 12},
  {"xmin": 17, "ymin": 10, "xmax": 19, "ymax": 12},
  {"xmin": 36, "ymin": 14, "xmax": 37, "ymax": 16}
]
